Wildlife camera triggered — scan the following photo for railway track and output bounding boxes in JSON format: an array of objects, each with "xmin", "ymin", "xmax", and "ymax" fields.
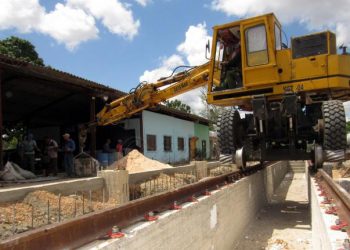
[
  {"xmin": 315, "ymin": 169, "xmax": 350, "ymax": 237},
  {"xmin": 0, "ymin": 163, "xmax": 267, "ymax": 250}
]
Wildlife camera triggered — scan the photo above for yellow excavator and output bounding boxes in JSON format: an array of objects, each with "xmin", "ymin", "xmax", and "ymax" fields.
[{"xmin": 97, "ymin": 13, "xmax": 350, "ymax": 169}]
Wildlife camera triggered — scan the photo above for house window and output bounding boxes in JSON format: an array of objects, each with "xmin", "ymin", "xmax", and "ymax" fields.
[
  {"xmin": 178, "ymin": 137, "xmax": 184, "ymax": 151},
  {"xmin": 147, "ymin": 134, "xmax": 156, "ymax": 151},
  {"xmin": 245, "ymin": 24, "xmax": 268, "ymax": 66},
  {"xmin": 164, "ymin": 136, "xmax": 172, "ymax": 152}
]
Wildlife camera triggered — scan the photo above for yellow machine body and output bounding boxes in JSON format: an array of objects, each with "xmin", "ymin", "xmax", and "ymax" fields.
[
  {"xmin": 97, "ymin": 13, "xmax": 350, "ymax": 126},
  {"xmin": 207, "ymin": 13, "xmax": 350, "ymax": 109}
]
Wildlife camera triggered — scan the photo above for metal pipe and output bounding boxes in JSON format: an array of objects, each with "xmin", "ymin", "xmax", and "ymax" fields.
[
  {"xmin": 259, "ymin": 119, "xmax": 264, "ymax": 133},
  {"xmin": 89, "ymin": 190, "xmax": 92, "ymax": 212},
  {"xmin": 58, "ymin": 194, "xmax": 61, "ymax": 222},
  {"xmin": 12, "ymin": 204, "xmax": 16, "ymax": 233},
  {"xmin": 47, "ymin": 200, "xmax": 50, "ymax": 224},
  {"xmin": 31, "ymin": 205, "xmax": 34, "ymax": 228},
  {"xmin": 82, "ymin": 193, "xmax": 85, "ymax": 214}
]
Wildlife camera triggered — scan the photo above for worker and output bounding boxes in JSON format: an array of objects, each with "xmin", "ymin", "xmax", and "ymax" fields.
[
  {"xmin": 216, "ymin": 28, "xmax": 242, "ymax": 90},
  {"xmin": 222, "ymin": 42, "xmax": 242, "ymax": 89},
  {"xmin": 43, "ymin": 136, "xmax": 58, "ymax": 176},
  {"xmin": 22, "ymin": 133, "xmax": 39, "ymax": 173},
  {"xmin": 62, "ymin": 133, "xmax": 76, "ymax": 177},
  {"xmin": 103, "ymin": 138, "xmax": 113, "ymax": 153},
  {"xmin": 116, "ymin": 139, "xmax": 123, "ymax": 160}
]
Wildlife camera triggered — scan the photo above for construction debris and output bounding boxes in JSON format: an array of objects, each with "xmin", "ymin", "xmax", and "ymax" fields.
[{"xmin": 110, "ymin": 150, "xmax": 172, "ymax": 173}]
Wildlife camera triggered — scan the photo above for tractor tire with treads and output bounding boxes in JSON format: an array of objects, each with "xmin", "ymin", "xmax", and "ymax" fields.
[
  {"xmin": 322, "ymin": 100, "xmax": 346, "ymax": 150},
  {"xmin": 217, "ymin": 109, "xmax": 242, "ymax": 156}
]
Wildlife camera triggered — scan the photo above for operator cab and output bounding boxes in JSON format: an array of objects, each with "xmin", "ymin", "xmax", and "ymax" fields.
[
  {"xmin": 213, "ymin": 26, "xmax": 242, "ymax": 91},
  {"xmin": 208, "ymin": 13, "xmax": 283, "ymax": 106}
]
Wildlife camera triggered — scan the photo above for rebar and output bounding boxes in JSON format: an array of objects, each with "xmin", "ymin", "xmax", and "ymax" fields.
[
  {"xmin": 102, "ymin": 188, "xmax": 105, "ymax": 204},
  {"xmin": 161, "ymin": 173, "xmax": 164, "ymax": 191},
  {"xmin": 58, "ymin": 194, "xmax": 61, "ymax": 222},
  {"xmin": 82, "ymin": 193, "xmax": 85, "ymax": 214},
  {"xmin": 31, "ymin": 205, "xmax": 34, "ymax": 228},
  {"xmin": 74, "ymin": 195, "xmax": 77, "ymax": 217},
  {"xmin": 47, "ymin": 200, "xmax": 50, "ymax": 224},
  {"xmin": 12, "ymin": 204, "xmax": 16, "ymax": 233},
  {"xmin": 89, "ymin": 190, "xmax": 92, "ymax": 212}
]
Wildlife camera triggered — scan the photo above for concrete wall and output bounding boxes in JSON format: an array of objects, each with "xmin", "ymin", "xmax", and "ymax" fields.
[
  {"xmin": 194, "ymin": 123, "xmax": 210, "ymax": 159},
  {"xmin": 311, "ymin": 176, "xmax": 348, "ymax": 250},
  {"xmin": 123, "ymin": 118, "xmax": 141, "ymax": 148},
  {"xmin": 1, "ymin": 161, "xmax": 221, "ymax": 202},
  {"xmin": 0, "ymin": 177, "xmax": 104, "ymax": 203},
  {"xmin": 81, "ymin": 162, "xmax": 288, "ymax": 250},
  {"xmin": 265, "ymin": 161, "xmax": 289, "ymax": 202},
  {"xmin": 142, "ymin": 110, "xmax": 194, "ymax": 163}
]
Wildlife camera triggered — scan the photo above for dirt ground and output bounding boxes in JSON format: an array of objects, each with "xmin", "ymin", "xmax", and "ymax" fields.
[
  {"xmin": 233, "ymin": 172, "xmax": 312, "ymax": 250},
  {"xmin": 0, "ymin": 190, "xmax": 117, "ymax": 241}
]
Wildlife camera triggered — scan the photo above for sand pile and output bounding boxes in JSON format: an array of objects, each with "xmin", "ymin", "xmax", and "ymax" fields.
[{"xmin": 111, "ymin": 150, "xmax": 172, "ymax": 173}]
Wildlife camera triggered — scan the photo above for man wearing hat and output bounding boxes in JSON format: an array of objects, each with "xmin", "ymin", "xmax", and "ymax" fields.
[{"xmin": 62, "ymin": 133, "xmax": 76, "ymax": 177}]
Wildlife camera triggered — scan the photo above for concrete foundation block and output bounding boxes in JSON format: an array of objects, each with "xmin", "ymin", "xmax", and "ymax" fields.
[
  {"xmin": 193, "ymin": 161, "xmax": 208, "ymax": 180},
  {"xmin": 98, "ymin": 170, "xmax": 129, "ymax": 205}
]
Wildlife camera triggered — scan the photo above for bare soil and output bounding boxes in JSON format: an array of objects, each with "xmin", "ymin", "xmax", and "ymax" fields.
[{"xmin": 0, "ymin": 190, "xmax": 117, "ymax": 241}]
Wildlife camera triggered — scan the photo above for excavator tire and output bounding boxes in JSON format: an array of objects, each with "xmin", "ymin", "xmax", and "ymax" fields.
[
  {"xmin": 322, "ymin": 100, "xmax": 346, "ymax": 150},
  {"xmin": 217, "ymin": 109, "xmax": 241, "ymax": 156}
]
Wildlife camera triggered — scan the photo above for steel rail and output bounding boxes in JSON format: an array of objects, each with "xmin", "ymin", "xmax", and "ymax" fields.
[
  {"xmin": 0, "ymin": 164, "xmax": 267, "ymax": 250},
  {"xmin": 318, "ymin": 169, "xmax": 350, "ymax": 237}
]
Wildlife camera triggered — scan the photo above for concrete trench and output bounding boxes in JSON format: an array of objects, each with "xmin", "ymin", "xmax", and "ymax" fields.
[{"xmin": 81, "ymin": 162, "xmax": 289, "ymax": 250}]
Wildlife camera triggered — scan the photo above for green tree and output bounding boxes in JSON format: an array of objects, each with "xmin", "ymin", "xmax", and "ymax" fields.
[
  {"xmin": 0, "ymin": 36, "xmax": 44, "ymax": 66},
  {"xmin": 164, "ymin": 99, "xmax": 191, "ymax": 113},
  {"xmin": 198, "ymin": 86, "xmax": 228, "ymax": 131},
  {"xmin": 346, "ymin": 121, "xmax": 350, "ymax": 133}
]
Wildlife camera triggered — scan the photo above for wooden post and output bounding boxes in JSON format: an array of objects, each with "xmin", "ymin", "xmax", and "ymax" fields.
[
  {"xmin": 90, "ymin": 96, "xmax": 96, "ymax": 158},
  {"xmin": 0, "ymin": 69, "xmax": 3, "ymax": 170}
]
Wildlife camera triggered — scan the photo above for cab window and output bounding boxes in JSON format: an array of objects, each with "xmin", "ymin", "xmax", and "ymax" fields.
[
  {"xmin": 245, "ymin": 25, "xmax": 268, "ymax": 66},
  {"xmin": 275, "ymin": 24, "xmax": 282, "ymax": 50}
]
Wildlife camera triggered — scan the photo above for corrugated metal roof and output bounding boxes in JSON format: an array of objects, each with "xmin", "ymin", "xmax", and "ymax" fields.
[{"xmin": 0, "ymin": 54, "xmax": 125, "ymax": 98}]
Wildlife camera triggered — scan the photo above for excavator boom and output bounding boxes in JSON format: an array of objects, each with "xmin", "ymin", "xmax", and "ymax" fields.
[{"xmin": 97, "ymin": 62, "xmax": 210, "ymax": 126}]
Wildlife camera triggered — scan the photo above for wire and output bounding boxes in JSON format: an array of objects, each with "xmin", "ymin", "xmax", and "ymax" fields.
[
  {"xmin": 128, "ymin": 65, "xmax": 196, "ymax": 95},
  {"xmin": 158, "ymin": 65, "xmax": 196, "ymax": 80}
]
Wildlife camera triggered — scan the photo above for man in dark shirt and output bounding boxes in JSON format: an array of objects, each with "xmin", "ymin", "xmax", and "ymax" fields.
[{"xmin": 62, "ymin": 133, "xmax": 76, "ymax": 177}]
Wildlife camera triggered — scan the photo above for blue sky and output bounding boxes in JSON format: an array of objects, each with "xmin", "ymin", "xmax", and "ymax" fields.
[{"xmin": 1, "ymin": 0, "xmax": 349, "ymax": 114}]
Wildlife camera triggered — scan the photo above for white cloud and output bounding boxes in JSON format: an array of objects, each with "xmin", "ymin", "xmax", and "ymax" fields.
[
  {"xmin": 139, "ymin": 54, "xmax": 184, "ymax": 82},
  {"xmin": 68, "ymin": 0, "xmax": 140, "ymax": 40},
  {"xmin": 177, "ymin": 23, "xmax": 211, "ymax": 66},
  {"xmin": 135, "ymin": 0, "xmax": 151, "ymax": 7},
  {"xmin": 0, "ymin": 0, "xmax": 44, "ymax": 32},
  {"xmin": 211, "ymin": 0, "xmax": 350, "ymax": 45},
  {"xmin": 39, "ymin": 3, "xmax": 98, "ymax": 50},
  {"xmin": 0, "ymin": 0, "xmax": 140, "ymax": 50},
  {"xmin": 139, "ymin": 23, "xmax": 211, "ymax": 114}
]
